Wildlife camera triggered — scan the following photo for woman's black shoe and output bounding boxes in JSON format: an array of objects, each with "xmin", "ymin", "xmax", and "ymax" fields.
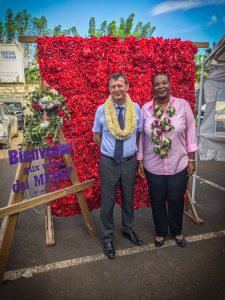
[
  {"xmin": 175, "ymin": 237, "xmax": 186, "ymax": 248},
  {"xmin": 154, "ymin": 237, "xmax": 165, "ymax": 247}
]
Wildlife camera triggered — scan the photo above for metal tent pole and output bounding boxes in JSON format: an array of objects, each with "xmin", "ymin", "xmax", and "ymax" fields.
[{"xmin": 191, "ymin": 55, "xmax": 211, "ymax": 203}]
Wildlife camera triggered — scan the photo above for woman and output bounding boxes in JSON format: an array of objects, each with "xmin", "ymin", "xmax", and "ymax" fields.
[{"xmin": 137, "ymin": 73, "xmax": 197, "ymax": 248}]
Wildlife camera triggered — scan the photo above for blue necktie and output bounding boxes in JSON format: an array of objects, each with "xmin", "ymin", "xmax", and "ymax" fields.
[{"xmin": 114, "ymin": 107, "xmax": 124, "ymax": 163}]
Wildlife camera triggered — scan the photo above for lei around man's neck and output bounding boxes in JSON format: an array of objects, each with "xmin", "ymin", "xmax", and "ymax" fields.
[{"xmin": 104, "ymin": 94, "xmax": 137, "ymax": 140}]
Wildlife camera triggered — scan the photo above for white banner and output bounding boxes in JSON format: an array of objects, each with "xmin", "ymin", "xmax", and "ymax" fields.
[{"xmin": 0, "ymin": 44, "xmax": 25, "ymax": 83}]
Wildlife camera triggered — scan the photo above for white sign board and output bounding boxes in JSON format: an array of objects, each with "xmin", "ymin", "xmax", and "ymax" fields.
[{"xmin": 0, "ymin": 44, "xmax": 25, "ymax": 83}]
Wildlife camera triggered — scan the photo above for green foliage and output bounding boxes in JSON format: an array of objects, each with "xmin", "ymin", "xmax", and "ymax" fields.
[
  {"xmin": 124, "ymin": 13, "xmax": 135, "ymax": 37},
  {"xmin": 53, "ymin": 24, "xmax": 62, "ymax": 37},
  {"xmin": 133, "ymin": 22, "xmax": 143, "ymax": 38},
  {"xmin": 119, "ymin": 18, "xmax": 125, "ymax": 32},
  {"xmin": 23, "ymin": 88, "xmax": 69, "ymax": 148},
  {"xmin": 32, "ymin": 16, "xmax": 48, "ymax": 36},
  {"xmin": 88, "ymin": 17, "xmax": 96, "ymax": 36},
  {"xmin": 141, "ymin": 22, "xmax": 156, "ymax": 38},
  {"xmin": 1, "ymin": 8, "xmax": 156, "ymax": 84},
  {"xmin": 86, "ymin": 13, "xmax": 156, "ymax": 39},
  {"xmin": 25, "ymin": 65, "xmax": 41, "ymax": 83},
  {"xmin": 0, "ymin": 19, "xmax": 4, "ymax": 42},
  {"xmin": 195, "ymin": 50, "xmax": 211, "ymax": 83},
  {"xmin": 118, "ymin": 18, "xmax": 125, "ymax": 39},
  {"xmin": 68, "ymin": 26, "xmax": 79, "ymax": 36},
  {"xmin": 100, "ymin": 20, "xmax": 107, "ymax": 36},
  {"xmin": 5, "ymin": 8, "xmax": 15, "ymax": 43},
  {"xmin": 14, "ymin": 9, "xmax": 31, "ymax": 36},
  {"xmin": 1, "ymin": 9, "xmax": 155, "ymax": 41},
  {"xmin": 103, "ymin": 13, "xmax": 155, "ymax": 39},
  {"xmin": 50, "ymin": 25, "xmax": 79, "ymax": 37},
  {"xmin": 107, "ymin": 21, "xmax": 117, "ymax": 36}
]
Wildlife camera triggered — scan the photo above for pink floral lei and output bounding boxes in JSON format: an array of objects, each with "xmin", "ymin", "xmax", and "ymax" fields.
[{"xmin": 150, "ymin": 100, "xmax": 176, "ymax": 158}]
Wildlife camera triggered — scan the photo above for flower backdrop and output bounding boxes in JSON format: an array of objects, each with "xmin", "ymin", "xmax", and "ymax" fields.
[{"xmin": 37, "ymin": 36, "xmax": 197, "ymax": 217}]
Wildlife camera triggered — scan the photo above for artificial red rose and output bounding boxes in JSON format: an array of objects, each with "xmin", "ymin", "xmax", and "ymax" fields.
[{"xmin": 31, "ymin": 104, "xmax": 42, "ymax": 111}]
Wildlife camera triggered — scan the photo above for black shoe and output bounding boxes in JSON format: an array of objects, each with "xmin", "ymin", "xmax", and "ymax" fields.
[
  {"xmin": 175, "ymin": 237, "xmax": 186, "ymax": 248},
  {"xmin": 103, "ymin": 242, "xmax": 116, "ymax": 259},
  {"xmin": 154, "ymin": 237, "xmax": 165, "ymax": 248},
  {"xmin": 122, "ymin": 231, "xmax": 144, "ymax": 246}
]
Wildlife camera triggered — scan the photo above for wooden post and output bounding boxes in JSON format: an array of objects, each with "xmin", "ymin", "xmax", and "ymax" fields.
[
  {"xmin": 45, "ymin": 204, "xmax": 55, "ymax": 246},
  {"xmin": 44, "ymin": 157, "xmax": 55, "ymax": 246},
  {"xmin": 184, "ymin": 180, "xmax": 204, "ymax": 224},
  {"xmin": 185, "ymin": 189, "xmax": 204, "ymax": 224},
  {"xmin": 18, "ymin": 36, "xmax": 210, "ymax": 49},
  {"xmin": 0, "ymin": 144, "xmax": 32, "ymax": 283}
]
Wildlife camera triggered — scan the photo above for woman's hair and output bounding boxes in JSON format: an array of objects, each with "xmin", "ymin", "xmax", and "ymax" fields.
[{"xmin": 152, "ymin": 72, "xmax": 170, "ymax": 85}]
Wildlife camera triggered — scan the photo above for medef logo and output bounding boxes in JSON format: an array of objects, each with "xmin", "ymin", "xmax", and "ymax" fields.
[{"xmin": 0, "ymin": 50, "xmax": 16, "ymax": 60}]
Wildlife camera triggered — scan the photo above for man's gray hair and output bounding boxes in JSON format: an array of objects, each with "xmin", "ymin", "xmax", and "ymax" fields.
[{"xmin": 108, "ymin": 73, "xmax": 129, "ymax": 85}]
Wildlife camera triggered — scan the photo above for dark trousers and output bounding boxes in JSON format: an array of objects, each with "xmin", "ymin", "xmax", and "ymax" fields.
[
  {"xmin": 100, "ymin": 156, "xmax": 137, "ymax": 242},
  {"xmin": 145, "ymin": 168, "xmax": 188, "ymax": 237}
]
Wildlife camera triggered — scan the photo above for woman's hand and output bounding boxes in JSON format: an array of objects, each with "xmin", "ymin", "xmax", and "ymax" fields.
[
  {"xmin": 137, "ymin": 161, "xmax": 145, "ymax": 178},
  {"xmin": 188, "ymin": 161, "xmax": 196, "ymax": 176}
]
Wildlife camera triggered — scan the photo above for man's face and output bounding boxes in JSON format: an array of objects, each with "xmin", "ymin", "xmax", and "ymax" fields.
[
  {"xmin": 109, "ymin": 77, "xmax": 129, "ymax": 104},
  {"xmin": 153, "ymin": 74, "xmax": 171, "ymax": 99}
]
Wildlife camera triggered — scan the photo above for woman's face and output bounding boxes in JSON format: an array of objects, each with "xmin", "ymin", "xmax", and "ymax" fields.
[{"xmin": 153, "ymin": 74, "xmax": 171, "ymax": 100}]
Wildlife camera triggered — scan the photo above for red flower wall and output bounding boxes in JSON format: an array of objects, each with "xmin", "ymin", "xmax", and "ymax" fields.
[{"xmin": 37, "ymin": 36, "xmax": 197, "ymax": 217}]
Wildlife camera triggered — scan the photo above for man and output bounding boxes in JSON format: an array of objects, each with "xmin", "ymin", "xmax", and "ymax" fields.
[{"xmin": 92, "ymin": 73, "xmax": 144, "ymax": 260}]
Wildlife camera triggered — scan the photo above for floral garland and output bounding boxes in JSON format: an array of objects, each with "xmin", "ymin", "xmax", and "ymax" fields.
[
  {"xmin": 104, "ymin": 94, "xmax": 136, "ymax": 140},
  {"xmin": 23, "ymin": 87, "xmax": 69, "ymax": 148},
  {"xmin": 151, "ymin": 104, "xmax": 175, "ymax": 158}
]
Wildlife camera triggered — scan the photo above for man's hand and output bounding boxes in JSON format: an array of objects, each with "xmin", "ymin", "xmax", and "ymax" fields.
[
  {"xmin": 137, "ymin": 161, "xmax": 145, "ymax": 178},
  {"xmin": 93, "ymin": 132, "xmax": 102, "ymax": 145},
  {"xmin": 188, "ymin": 161, "xmax": 196, "ymax": 176}
]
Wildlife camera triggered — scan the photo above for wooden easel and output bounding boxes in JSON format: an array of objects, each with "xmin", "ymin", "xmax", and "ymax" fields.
[
  {"xmin": 0, "ymin": 129, "xmax": 96, "ymax": 282},
  {"xmin": 184, "ymin": 181, "xmax": 204, "ymax": 224}
]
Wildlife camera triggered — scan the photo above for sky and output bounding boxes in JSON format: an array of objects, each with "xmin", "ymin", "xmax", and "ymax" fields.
[{"xmin": 0, "ymin": 0, "xmax": 225, "ymax": 49}]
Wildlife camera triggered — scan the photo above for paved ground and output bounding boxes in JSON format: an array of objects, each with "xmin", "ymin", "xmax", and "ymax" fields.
[{"xmin": 0, "ymin": 139, "xmax": 225, "ymax": 300}]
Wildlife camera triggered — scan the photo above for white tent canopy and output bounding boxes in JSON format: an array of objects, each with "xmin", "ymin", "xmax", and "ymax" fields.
[
  {"xmin": 198, "ymin": 35, "xmax": 225, "ymax": 161},
  {"xmin": 191, "ymin": 36, "xmax": 225, "ymax": 203}
]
